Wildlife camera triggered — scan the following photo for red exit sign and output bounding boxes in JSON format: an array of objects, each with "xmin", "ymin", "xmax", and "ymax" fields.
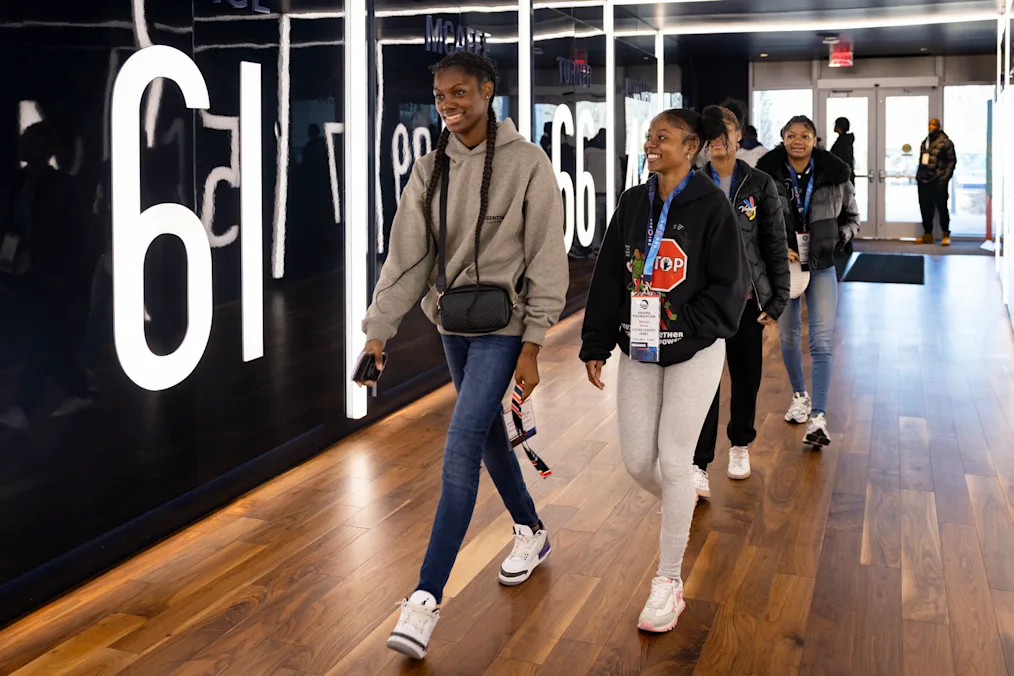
[{"xmin": 829, "ymin": 41, "xmax": 853, "ymax": 68}]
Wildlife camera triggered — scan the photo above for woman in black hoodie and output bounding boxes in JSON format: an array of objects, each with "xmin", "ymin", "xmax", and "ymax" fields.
[
  {"xmin": 580, "ymin": 108, "xmax": 747, "ymax": 634},
  {"xmin": 756, "ymin": 115, "xmax": 859, "ymax": 448},
  {"xmin": 691, "ymin": 104, "xmax": 790, "ymax": 497}
]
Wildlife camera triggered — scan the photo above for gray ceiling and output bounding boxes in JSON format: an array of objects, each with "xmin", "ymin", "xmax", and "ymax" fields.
[{"xmin": 661, "ymin": 21, "xmax": 997, "ymax": 61}]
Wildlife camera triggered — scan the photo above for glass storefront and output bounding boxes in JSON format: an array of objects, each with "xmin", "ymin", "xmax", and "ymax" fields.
[{"xmin": 0, "ymin": 0, "xmax": 398, "ymax": 626}]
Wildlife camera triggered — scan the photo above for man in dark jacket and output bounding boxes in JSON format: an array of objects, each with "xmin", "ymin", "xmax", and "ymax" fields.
[
  {"xmin": 830, "ymin": 117, "xmax": 855, "ymax": 185},
  {"xmin": 829, "ymin": 117, "xmax": 856, "ymax": 278},
  {"xmin": 917, "ymin": 118, "xmax": 956, "ymax": 246}
]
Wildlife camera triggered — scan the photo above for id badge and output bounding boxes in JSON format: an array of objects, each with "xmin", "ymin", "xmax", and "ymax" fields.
[
  {"xmin": 921, "ymin": 152, "xmax": 930, "ymax": 165},
  {"xmin": 796, "ymin": 232, "xmax": 811, "ymax": 272},
  {"xmin": 630, "ymin": 292, "xmax": 661, "ymax": 363}
]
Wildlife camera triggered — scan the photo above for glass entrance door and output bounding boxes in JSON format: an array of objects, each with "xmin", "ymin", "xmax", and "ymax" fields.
[
  {"xmin": 822, "ymin": 90, "xmax": 874, "ymax": 234},
  {"xmin": 877, "ymin": 88, "xmax": 939, "ymax": 239}
]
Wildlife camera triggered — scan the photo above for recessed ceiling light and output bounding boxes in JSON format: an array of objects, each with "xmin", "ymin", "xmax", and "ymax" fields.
[
  {"xmin": 920, "ymin": 47, "xmax": 929, "ymax": 52},
  {"xmin": 760, "ymin": 53, "xmax": 769, "ymax": 57}
]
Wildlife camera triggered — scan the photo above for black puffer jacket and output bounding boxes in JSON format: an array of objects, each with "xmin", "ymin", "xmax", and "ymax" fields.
[
  {"xmin": 757, "ymin": 146, "xmax": 860, "ymax": 274},
  {"xmin": 704, "ymin": 159, "xmax": 790, "ymax": 320},
  {"xmin": 917, "ymin": 130, "xmax": 956, "ymax": 185}
]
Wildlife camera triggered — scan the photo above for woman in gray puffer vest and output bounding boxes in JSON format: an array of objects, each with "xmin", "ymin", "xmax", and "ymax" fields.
[{"xmin": 756, "ymin": 115, "xmax": 860, "ymax": 449}]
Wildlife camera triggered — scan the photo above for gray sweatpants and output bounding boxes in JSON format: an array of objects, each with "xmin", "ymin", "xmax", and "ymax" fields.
[{"xmin": 616, "ymin": 340, "xmax": 726, "ymax": 581}]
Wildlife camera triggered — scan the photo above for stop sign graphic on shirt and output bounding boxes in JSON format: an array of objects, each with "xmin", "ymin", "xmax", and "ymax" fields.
[{"xmin": 649, "ymin": 238, "xmax": 688, "ymax": 292}]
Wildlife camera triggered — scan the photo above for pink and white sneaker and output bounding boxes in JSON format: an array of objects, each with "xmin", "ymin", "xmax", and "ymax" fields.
[{"xmin": 637, "ymin": 576, "xmax": 686, "ymax": 633}]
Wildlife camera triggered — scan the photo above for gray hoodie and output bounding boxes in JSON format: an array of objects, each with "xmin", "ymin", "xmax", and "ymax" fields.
[{"xmin": 363, "ymin": 119, "xmax": 568, "ymax": 347}]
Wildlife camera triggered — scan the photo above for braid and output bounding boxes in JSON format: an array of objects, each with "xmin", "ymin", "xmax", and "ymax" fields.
[
  {"xmin": 423, "ymin": 127, "xmax": 452, "ymax": 250},
  {"xmin": 474, "ymin": 104, "xmax": 497, "ymax": 283}
]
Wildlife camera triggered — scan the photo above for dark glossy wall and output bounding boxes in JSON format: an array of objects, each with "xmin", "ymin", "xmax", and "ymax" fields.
[{"xmin": 0, "ymin": 0, "xmax": 366, "ymax": 627}]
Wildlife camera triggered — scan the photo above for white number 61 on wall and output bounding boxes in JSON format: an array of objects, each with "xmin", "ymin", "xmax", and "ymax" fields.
[
  {"xmin": 111, "ymin": 46, "xmax": 263, "ymax": 391},
  {"xmin": 551, "ymin": 104, "xmax": 596, "ymax": 253}
]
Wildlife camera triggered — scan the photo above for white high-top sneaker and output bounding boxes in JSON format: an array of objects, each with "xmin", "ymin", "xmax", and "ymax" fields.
[
  {"xmin": 784, "ymin": 391, "xmax": 811, "ymax": 424},
  {"xmin": 805, "ymin": 412, "xmax": 831, "ymax": 447},
  {"xmin": 498, "ymin": 524, "xmax": 551, "ymax": 586},
  {"xmin": 637, "ymin": 576, "xmax": 686, "ymax": 633},
  {"xmin": 387, "ymin": 590, "xmax": 439, "ymax": 660}
]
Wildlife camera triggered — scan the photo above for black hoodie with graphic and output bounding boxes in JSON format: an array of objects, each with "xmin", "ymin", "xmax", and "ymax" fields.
[{"xmin": 580, "ymin": 170, "xmax": 749, "ymax": 367}]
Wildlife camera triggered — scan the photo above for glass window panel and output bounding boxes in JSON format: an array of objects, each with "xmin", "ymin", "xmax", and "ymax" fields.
[{"xmin": 751, "ymin": 89, "xmax": 813, "ymax": 150}]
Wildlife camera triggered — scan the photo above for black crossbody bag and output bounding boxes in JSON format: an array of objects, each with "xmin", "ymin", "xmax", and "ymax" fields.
[{"xmin": 436, "ymin": 157, "xmax": 521, "ymax": 334}]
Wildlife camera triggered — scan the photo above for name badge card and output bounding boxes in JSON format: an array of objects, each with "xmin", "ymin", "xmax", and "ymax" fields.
[
  {"xmin": 796, "ymin": 232, "xmax": 811, "ymax": 272},
  {"xmin": 921, "ymin": 152, "xmax": 930, "ymax": 165},
  {"xmin": 630, "ymin": 293, "xmax": 661, "ymax": 363}
]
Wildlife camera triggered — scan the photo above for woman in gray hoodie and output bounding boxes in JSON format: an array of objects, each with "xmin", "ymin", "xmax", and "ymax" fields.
[{"xmin": 356, "ymin": 51, "xmax": 568, "ymax": 660}]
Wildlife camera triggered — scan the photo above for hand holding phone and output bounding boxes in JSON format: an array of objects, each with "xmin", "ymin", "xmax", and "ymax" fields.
[{"xmin": 353, "ymin": 340, "xmax": 387, "ymax": 387}]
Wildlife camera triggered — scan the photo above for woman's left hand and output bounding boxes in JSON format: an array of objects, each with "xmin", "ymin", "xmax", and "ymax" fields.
[
  {"xmin": 757, "ymin": 312, "xmax": 775, "ymax": 326},
  {"xmin": 515, "ymin": 343, "xmax": 541, "ymax": 402}
]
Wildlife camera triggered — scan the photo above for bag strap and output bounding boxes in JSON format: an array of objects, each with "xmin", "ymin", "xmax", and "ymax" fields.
[
  {"xmin": 436, "ymin": 156, "xmax": 450, "ymax": 294},
  {"xmin": 435, "ymin": 154, "xmax": 525, "ymax": 297}
]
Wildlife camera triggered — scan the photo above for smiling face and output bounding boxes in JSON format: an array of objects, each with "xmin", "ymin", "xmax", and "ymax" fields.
[
  {"xmin": 708, "ymin": 119, "xmax": 741, "ymax": 162},
  {"xmin": 433, "ymin": 66, "xmax": 494, "ymax": 137},
  {"xmin": 644, "ymin": 114, "xmax": 697, "ymax": 174},
  {"xmin": 783, "ymin": 122, "xmax": 817, "ymax": 162}
]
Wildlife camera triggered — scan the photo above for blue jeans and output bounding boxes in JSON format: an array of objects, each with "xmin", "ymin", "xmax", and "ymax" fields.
[
  {"xmin": 417, "ymin": 334, "xmax": 541, "ymax": 602},
  {"xmin": 778, "ymin": 265, "xmax": 838, "ymax": 415}
]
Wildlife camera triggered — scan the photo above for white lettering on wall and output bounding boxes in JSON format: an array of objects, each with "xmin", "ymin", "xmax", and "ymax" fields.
[
  {"xmin": 392, "ymin": 123, "xmax": 433, "ymax": 206},
  {"xmin": 551, "ymin": 104, "xmax": 596, "ymax": 252},
  {"xmin": 325, "ymin": 121, "xmax": 344, "ymax": 224},
  {"xmin": 625, "ymin": 115, "xmax": 651, "ymax": 190},
  {"xmin": 111, "ymin": 46, "xmax": 263, "ymax": 391},
  {"xmin": 199, "ymin": 111, "xmax": 241, "ymax": 247}
]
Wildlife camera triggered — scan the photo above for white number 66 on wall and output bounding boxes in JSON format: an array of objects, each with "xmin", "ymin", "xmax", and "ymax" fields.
[
  {"xmin": 551, "ymin": 104, "xmax": 596, "ymax": 253},
  {"xmin": 111, "ymin": 46, "xmax": 263, "ymax": 392}
]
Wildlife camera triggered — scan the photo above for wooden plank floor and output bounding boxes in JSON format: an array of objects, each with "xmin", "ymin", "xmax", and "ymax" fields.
[{"xmin": 2, "ymin": 253, "xmax": 1014, "ymax": 676}]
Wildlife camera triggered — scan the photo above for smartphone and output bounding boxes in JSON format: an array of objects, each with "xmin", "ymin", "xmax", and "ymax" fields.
[{"xmin": 353, "ymin": 351, "xmax": 388, "ymax": 385}]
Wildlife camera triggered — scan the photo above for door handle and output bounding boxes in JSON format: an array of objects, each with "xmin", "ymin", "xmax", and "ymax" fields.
[
  {"xmin": 868, "ymin": 172, "xmax": 874, "ymax": 184},
  {"xmin": 879, "ymin": 169, "xmax": 886, "ymax": 183}
]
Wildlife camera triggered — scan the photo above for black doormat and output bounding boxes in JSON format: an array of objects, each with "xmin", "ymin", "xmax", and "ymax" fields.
[{"xmin": 842, "ymin": 253, "xmax": 925, "ymax": 285}]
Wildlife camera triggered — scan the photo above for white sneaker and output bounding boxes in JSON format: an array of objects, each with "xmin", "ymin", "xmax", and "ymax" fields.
[
  {"xmin": 499, "ymin": 524, "xmax": 551, "ymax": 586},
  {"xmin": 0, "ymin": 407, "xmax": 28, "ymax": 432},
  {"xmin": 692, "ymin": 466, "xmax": 711, "ymax": 499},
  {"xmin": 387, "ymin": 591, "xmax": 439, "ymax": 660},
  {"xmin": 51, "ymin": 396, "xmax": 94, "ymax": 419},
  {"xmin": 784, "ymin": 391, "xmax": 811, "ymax": 424},
  {"xmin": 805, "ymin": 413, "xmax": 831, "ymax": 447},
  {"xmin": 637, "ymin": 576, "xmax": 686, "ymax": 633},
  {"xmin": 727, "ymin": 446, "xmax": 751, "ymax": 480}
]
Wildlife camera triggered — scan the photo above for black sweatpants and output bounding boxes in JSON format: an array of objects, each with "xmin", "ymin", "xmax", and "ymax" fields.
[
  {"xmin": 693, "ymin": 302, "xmax": 765, "ymax": 470},
  {"xmin": 918, "ymin": 181, "xmax": 950, "ymax": 235}
]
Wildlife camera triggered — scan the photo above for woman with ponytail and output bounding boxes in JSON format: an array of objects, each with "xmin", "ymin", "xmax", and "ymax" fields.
[
  {"xmin": 359, "ymin": 52, "xmax": 567, "ymax": 659},
  {"xmin": 580, "ymin": 107, "xmax": 747, "ymax": 633},
  {"xmin": 690, "ymin": 104, "xmax": 789, "ymax": 497}
]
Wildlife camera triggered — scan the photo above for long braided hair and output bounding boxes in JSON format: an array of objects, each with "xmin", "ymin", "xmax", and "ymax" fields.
[{"xmin": 424, "ymin": 51, "xmax": 500, "ymax": 284}]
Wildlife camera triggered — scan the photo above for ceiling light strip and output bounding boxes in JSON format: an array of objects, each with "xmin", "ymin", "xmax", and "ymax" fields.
[{"xmin": 659, "ymin": 9, "xmax": 999, "ymax": 35}]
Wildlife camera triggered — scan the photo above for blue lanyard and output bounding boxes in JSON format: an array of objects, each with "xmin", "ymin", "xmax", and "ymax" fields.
[
  {"xmin": 786, "ymin": 159, "xmax": 814, "ymax": 226},
  {"xmin": 644, "ymin": 171, "xmax": 692, "ymax": 285}
]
